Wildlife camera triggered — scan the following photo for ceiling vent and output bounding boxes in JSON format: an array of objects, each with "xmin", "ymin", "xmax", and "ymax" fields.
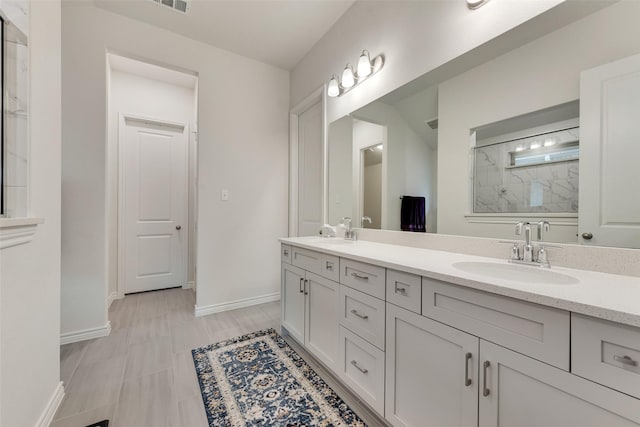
[{"xmin": 149, "ymin": 0, "xmax": 190, "ymax": 15}]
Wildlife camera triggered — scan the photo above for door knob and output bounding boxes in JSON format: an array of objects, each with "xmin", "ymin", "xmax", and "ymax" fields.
[
  {"xmin": 176, "ymin": 225, "xmax": 182, "ymax": 230},
  {"xmin": 581, "ymin": 232, "xmax": 593, "ymax": 240}
]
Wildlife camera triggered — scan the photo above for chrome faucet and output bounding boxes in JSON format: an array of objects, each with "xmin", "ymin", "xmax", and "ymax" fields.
[
  {"xmin": 515, "ymin": 222, "xmax": 533, "ymax": 262},
  {"xmin": 361, "ymin": 216, "xmax": 372, "ymax": 227},
  {"xmin": 342, "ymin": 217, "xmax": 357, "ymax": 240},
  {"xmin": 506, "ymin": 220, "xmax": 559, "ymax": 268}
]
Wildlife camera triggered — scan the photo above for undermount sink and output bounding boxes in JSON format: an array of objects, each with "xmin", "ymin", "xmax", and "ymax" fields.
[{"xmin": 452, "ymin": 261, "xmax": 580, "ymax": 285}]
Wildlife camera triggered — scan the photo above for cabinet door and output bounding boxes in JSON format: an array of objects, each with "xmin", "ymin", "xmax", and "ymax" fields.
[
  {"xmin": 305, "ymin": 272, "xmax": 340, "ymax": 372},
  {"xmin": 281, "ymin": 263, "xmax": 306, "ymax": 343},
  {"xmin": 386, "ymin": 303, "xmax": 479, "ymax": 427},
  {"xmin": 479, "ymin": 340, "xmax": 640, "ymax": 427}
]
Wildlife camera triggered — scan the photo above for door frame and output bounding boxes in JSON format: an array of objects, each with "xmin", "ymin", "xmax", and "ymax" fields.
[
  {"xmin": 117, "ymin": 112, "xmax": 189, "ymax": 296},
  {"xmin": 289, "ymin": 86, "xmax": 327, "ymax": 237}
]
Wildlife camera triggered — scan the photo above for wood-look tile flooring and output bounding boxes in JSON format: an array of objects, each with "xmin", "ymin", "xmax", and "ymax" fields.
[
  {"xmin": 54, "ymin": 288, "xmax": 279, "ymax": 427},
  {"xmin": 54, "ymin": 288, "xmax": 386, "ymax": 427}
]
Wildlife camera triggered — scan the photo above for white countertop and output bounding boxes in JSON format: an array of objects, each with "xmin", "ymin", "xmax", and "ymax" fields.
[{"xmin": 280, "ymin": 236, "xmax": 640, "ymax": 328}]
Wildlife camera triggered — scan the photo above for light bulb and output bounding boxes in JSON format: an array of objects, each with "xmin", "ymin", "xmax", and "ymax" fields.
[
  {"xmin": 327, "ymin": 75, "xmax": 340, "ymax": 97},
  {"xmin": 341, "ymin": 64, "xmax": 355, "ymax": 89},
  {"xmin": 357, "ymin": 50, "xmax": 372, "ymax": 78}
]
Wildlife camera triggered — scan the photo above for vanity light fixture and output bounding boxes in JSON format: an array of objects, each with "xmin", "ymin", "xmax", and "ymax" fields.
[
  {"xmin": 466, "ymin": 0, "xmax": 489, "ymax": 9},
  {"xmin": 341, "ymin": 64, "xmax": 356, "ymax": 88},
  {"xmin": 357, "ymin": 50, "xmax": 373, "ymax": 78},
  {"xmin": 327, "ymin": 50, "xmax": 385, "ymax": 97},
  {"xmin": 328, "ymin": 75, "xmax": 340, "ymax": 97}
]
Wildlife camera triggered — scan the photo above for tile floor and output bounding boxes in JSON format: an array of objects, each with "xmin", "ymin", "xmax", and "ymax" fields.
[
  {"xmin": 54, "ymin": 288, "xmax": 280, "ymax": 427},
  {"xmin": 55, "ymin": 288, "xmax": 385, "ymax": 427}
]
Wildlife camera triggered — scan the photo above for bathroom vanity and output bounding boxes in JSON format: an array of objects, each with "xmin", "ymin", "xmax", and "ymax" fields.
[{"xmin": 279, "ymin": 237, "xmax": 640, "ymax": 426}]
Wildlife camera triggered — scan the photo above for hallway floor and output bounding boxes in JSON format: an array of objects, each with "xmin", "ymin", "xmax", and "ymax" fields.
[{"xmin": 54, "ymin": 288, "xmax": 280, "ymax": 427}]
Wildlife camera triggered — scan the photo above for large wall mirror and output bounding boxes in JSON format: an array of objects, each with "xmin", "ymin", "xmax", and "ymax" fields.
[{"xmin": 327, "ymin": 1, "xmax": 640, "ymax": 249}]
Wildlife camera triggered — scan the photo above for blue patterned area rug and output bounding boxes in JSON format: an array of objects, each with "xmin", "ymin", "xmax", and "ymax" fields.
[{"xmin": 192, "ymin": 328, "xmax": 367, "ymax": 426}]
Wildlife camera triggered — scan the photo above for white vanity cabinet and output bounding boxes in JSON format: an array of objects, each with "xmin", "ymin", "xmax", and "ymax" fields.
[
  {"xmin": 385, "ymin": 303, "xmax": 479, "ymax": 427},
  {"xmin": 280, "ymin": 240, "xmax": 640, "ymax": 427},
  {"xmin": 281, "ymin": 252, "xmax": 340, "ymax": 372},
  {"xmin": 479, "ymin": 340, "xmax": 640, "ymax": 427}
]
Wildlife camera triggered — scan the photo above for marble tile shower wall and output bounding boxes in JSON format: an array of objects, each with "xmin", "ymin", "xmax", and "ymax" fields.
[
  {"xmin": 474, "ymin": 142, "xmax": 578, "ymax": 214},
  {"xmin": 2, "ymin": 3, "xmax": 29, "ymax": 217}
]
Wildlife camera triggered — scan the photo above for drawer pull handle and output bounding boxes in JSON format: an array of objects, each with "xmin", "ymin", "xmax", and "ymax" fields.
[
  {"xmin": 283, "ymin": 250, "xmax": 289, "ymax": 256},
  {"xmin": 326, "ymin": 262, "xmax": 333, "ymax": 271},
  {"xmin": 304, "ymin": 279, "xmax": 309, "ymax": 295},
  {"xmin": 351, "ymin": 360, "xmax": 368, "ymax": 374},
  {"xmin": 483, "ymin": 361, "xmax": 491, "ymax": 397},
  {"xmin": 614, "ymin": 355, "xmax": 638, "ymax": 367},
  {"xmin": 464, "ymin": 352, "xmax": 472, "ymax": 387},
  {"xmin": 350, "ymin": 309, "xmax": 369, "ymax": 320},
  {"xmin": 395, "ymin": 285, "xmax": 407, "ymax": 295},
  {"xmin": 299, "ymin": 278, "xmax": 304, "ymax": 294},
  {"xmin": 351, "ymin": 272, "xmax": 369, "ymax": 281}
]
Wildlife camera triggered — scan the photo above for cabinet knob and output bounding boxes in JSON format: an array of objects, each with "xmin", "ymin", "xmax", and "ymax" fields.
[
  {"xmin": 176, "ymin": 225, "xmax": 182, "ymax": 230},
  {"xmin": 581, "ymin": 232, "xmax": 593, "ymax": 240}
]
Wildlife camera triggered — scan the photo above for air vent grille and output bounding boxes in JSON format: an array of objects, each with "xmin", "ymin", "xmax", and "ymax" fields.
[{"xmin": 149, "ymin": 0, "xmax": 190, "ymax": 14}]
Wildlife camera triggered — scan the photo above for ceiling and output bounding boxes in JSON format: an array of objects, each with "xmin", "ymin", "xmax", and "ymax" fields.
[{"xmin": 94, "ymin": 0, "xmax": 355, "ymax": 70}]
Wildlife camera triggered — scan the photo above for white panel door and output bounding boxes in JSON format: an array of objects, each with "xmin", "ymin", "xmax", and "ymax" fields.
[
  {"xmin": 305, "ymin": 272, "xmax": 340, "ymax": 372},
  {"xmin": 579, "ymin": 52, "xmax": 640, "ymax": 248},
  {"xmin": 121, "ymin": 116, "xmax": 187, "ymax": 293},
  {"xmin": 479, "ymin": 340, "xmax": 640, "ymax": 427},
  {"xmin": 386, "ymin": 303, "xmax": 479, "ymax": 427},
  {"xmin": 298, "ymin": 101, "xmax": 323, "ymax": 236}
]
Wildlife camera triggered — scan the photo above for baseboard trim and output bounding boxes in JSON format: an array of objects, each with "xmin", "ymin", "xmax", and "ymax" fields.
[
  {"xmin": 60, "ymin": 322, "xmax": 112, "ymax": 345},
  {"xmin": 184, "ymin": 281, "xmax": 195, "ymax": 290},
  {"xmin": 107, "ymin": 291, "xmax": 119, "ymax": 308},
  {"xmin": 35, "ymin": 381, "xmax": 65, "ymax": 427},
  {"xmin": 195, "ymin": 292, "xmax": 280, "ymax": 317}
]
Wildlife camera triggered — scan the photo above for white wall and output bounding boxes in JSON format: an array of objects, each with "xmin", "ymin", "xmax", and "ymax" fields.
[
  {"xmin": 291, "ymin": 0, "xmax": 564, "ymax": 122},
  {"xmin": 437, "ymin": 0, "xmax": 640, "ymax": 242},
  {"xmin": 0, "ymin": 1, "xmax": 62, "ymax": 425},
  {"xmin": 62, "ymin": 3, "xmax": 289, "ymax": 335},
  {"xmin": 107, "ymin": 68, "xmax": 197, "ymax": 299}
]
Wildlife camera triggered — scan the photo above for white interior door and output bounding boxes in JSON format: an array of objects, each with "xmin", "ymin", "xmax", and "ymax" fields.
[
  {"xmin": 297, "ymin": 101, "xmax": 324, "ymax": 236},
  {"xmin": 120, "ymin": 115, "xmax": 188, "ymax": 294},
  {"xmin": 579, "ymin": 52, "xmax": 640, "ymax": 248}
]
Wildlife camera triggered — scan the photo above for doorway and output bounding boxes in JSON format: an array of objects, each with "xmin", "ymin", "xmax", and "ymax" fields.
[{"xmin": 107, "ymin": 54, "xmax": 198, "ymax": 299}]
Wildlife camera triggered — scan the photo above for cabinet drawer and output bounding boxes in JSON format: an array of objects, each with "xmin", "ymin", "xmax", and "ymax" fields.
[
  {"xmin": 291, "ymin": 247, "xmax": 322, "ymax": 276},
  {"xmin": 338, "ymin": 326, "xmax": 385, "ymax": 416},
  {"xmin": 572, "ymin": 314, "xmax": 640, "ymax": 399},
  {"xmin": 340, "ymin": 258, "xmax": 385, "ymax": 299},
  {"xmin": 281, "ymin": 244, "xmax": 292, "ymax": 264},
  {"xmin": 321, "ymin": 253, "xmax": 339, "ymax": 282},
  {"xmin": 386, "ymin": 270, "xmax": 421, "ymax": 314},
  {"xmin": 422, "ymin": 277, "xmax": 570, "ymax": 370},
  {"xmin": 339, "ymin": 285, "xmax": 385, "ymax": 350}
]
